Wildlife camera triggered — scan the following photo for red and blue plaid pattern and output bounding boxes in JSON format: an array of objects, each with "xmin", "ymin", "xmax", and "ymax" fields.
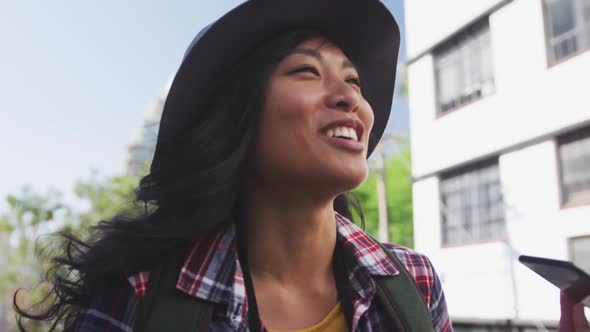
[{"xmin": 74, "ymin": 213, "xmax": 453, "ymax": 331}]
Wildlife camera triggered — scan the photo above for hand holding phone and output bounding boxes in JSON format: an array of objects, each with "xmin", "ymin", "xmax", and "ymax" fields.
[
  {"xmin": 519, "ymin": 255, "xmax": 590, "ymax": 331},
  {"xmin": 519, "ymin": 255, "xmax": 590, "ymax": 307}
]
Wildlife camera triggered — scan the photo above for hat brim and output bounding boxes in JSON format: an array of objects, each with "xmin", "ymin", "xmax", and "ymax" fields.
[{"xmin": 154, "ymin": 0, "xmax": 400, "ymax": 169}]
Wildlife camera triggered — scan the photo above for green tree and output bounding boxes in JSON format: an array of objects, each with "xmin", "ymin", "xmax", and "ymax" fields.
[
  {"xmin": 0, "ymin": 187, "xmax": 68, "ymax": 292},
  {"xmin": 352, "ymin": 146, "xmax": 414, "ymax": 248},
  {"xmin": 351, "ymin": 172, "xmax": 379, "ymax": 236},
  {"xmin": 62, "ymin": 170, "xmax": 143, "ymax": 238},
  {"xmin": 0, "ymin": 187, "xmax": 69, "ymax": 331},
  {"xmin": 0, "ymin": 168, "xmax": 144, "ymax": 331},
  {"xmin": 385, "ymin": 147, "xmax": 414, "ymax": 248}
]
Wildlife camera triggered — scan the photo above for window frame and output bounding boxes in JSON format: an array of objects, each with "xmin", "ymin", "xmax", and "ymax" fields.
[
  {"xmin": 557, "ymin": 126, "xmax": 590, "ymax": 207},
  {"xmin": 543, "ymin": 0, "xmax": 590, "ymax": 66},
  {"xmin": 439, "ymin": 158, "xmax": 506, "ymax": 247},
  {"xmin": 568, "ymin": 235, "xmax": 590, "ymax": 273},
  {"xmin": 433, "ymin": 17, "xmax": 495, "ymax": 116}
]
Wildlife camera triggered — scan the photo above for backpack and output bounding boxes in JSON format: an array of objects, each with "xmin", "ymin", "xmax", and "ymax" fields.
[{"xmin": 135, "ymin": 241, "xmax": 434, "ymax": 332}]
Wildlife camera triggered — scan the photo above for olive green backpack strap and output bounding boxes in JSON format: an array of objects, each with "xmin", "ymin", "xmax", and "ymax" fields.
[
  {"xmin": 374, "ymin": 241, "xmax": 434, "ymax": 332},
  {"xmin": 134, "ymin": 256, "xmax": 214, "ymax": 332}
]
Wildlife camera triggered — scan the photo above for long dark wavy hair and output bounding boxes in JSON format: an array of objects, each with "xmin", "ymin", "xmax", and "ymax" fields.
[{"xmin": 14, "ymin": 30, "xmax": 368, "ymax": 331}]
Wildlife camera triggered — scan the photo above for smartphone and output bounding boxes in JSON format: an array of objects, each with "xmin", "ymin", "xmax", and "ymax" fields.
[{"xmin": 519, "ymin": 255, "xmax": 590, "ymax": 307}]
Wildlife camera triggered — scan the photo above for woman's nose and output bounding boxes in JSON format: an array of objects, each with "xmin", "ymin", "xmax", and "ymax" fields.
[{"xmin": 325, "ymin": 79, "xmax": 360, "ymax": 113}]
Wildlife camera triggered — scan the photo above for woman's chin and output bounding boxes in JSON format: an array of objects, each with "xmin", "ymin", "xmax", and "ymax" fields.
[{"xmin": 327, "ymin": 168, "xmax": 369, "ymax": 193}]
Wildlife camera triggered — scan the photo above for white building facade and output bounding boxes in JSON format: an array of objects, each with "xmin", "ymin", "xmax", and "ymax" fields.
[{"xmin": 406, "ymin": 0, "xmax": 590, "ymax": 330}]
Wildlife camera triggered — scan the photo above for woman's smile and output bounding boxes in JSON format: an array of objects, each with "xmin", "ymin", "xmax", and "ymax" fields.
[
  {"xmin": 256, "ymin": 37, "xmax": 374, "ymax": 190},
  {"xmin": 319, "ymin": 118, "xmax": 365, "ymax": 153}
]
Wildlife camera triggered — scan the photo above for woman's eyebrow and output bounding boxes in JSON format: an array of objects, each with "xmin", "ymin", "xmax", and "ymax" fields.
[
  {"xmin": 291, "ymin": 47, "xmax": 322, "ymax": 59},
  {"xmin": 342, "ymin": 59, "xmax": 357, "ymax": 71},
  {"xmin": 290, "ymin": 48, "xmax": 358, "ymax": 71}
]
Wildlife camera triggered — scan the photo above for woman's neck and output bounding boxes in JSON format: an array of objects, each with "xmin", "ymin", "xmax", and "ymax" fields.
[{"xmin": 241, "ymin": 187, "xmax": 338, "ymax": 286}]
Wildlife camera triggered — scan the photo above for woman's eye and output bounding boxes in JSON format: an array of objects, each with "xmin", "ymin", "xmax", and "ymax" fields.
[
  {"xmin": 291, "ymin": 66, "xmax": 320, "ymax": 76},
  {"xmin": 346, "ymin": 77, "xmax": 361, "ymax": 87}
]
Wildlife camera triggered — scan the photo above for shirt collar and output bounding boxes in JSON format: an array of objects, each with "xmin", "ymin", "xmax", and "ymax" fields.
[
  {"xmin": 334, "ymin": 212, "xmax": 399, "ymax": 278},
  {"xmin": 175, "ymin": 212, "xmax": 399, "ymax": 330},
  {"xmin": 175, "ymin": 222, "xmax": 247, "ymax": 329}
]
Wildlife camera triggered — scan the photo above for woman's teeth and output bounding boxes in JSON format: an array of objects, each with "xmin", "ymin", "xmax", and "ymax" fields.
[{"xmin": 325, "ymin": 127, "xmax": 358, "ymax": 142}]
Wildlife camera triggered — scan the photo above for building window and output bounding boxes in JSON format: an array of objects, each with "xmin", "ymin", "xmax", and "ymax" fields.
[
  {"xmin": 570, "ymin": 236, "xmax": 590, "ymax": 272},
  {"xmin": 558, "ymin": 127, "xmax": 590, "ymax": 206},
  {"xmin": 434, "ymin": 19, "xmax": 495, "ymax": 114},
  {"xmin": 543, "ymin": 0, "xmax": 590, "ymax": 64},
  {"xmin": 440, "ymin": 160, "xmax": 505, "ymax": 246}
]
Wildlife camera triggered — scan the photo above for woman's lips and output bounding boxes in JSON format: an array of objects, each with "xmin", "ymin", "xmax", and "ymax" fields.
[{"xmin": 321, "ymin": 135, "xmax": 365, "ymax": 153}]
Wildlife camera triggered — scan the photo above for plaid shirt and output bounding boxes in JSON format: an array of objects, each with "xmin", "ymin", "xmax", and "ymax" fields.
[{"xmin": 74, "ymin": 213, "xmax": 453, "ymax": 331}]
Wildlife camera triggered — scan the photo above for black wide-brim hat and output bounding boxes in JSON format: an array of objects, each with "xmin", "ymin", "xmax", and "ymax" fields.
[{"xmin": 151, "ymin": 0, "xmax": 400, "ymax": 173}]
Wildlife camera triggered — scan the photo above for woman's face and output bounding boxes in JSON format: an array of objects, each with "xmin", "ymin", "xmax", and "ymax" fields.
[{"xmin": 254, "ymin": 37, "xmax": 374, "ymax": 194}]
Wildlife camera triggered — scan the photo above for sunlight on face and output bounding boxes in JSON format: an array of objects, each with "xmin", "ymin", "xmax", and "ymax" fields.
[{"xmin": 254, "ymin": 37, "xmax": 374, "ymax": 196}]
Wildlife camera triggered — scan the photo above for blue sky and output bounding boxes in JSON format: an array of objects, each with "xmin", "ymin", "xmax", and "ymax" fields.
[{"xmin": 0, "ymin": 1, "xmax": 407, "ymax": 212}]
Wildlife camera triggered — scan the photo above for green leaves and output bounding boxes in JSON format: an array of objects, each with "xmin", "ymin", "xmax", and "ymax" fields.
[
  {"xmin": 352, "ymin": 146, "xmax": 414, "ymax": 248},
  {"xmin": 71, "ymin": 171, "xmax": 142, "ymax": 238},
  {"xmin": 0, "ymin": 166, "xmax": 146, "ymax": 331},
  {"xmin": 0, "ymin": 216, "xmax": 14, "ymax": 233}
]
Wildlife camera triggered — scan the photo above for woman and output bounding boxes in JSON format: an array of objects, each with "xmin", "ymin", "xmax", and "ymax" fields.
[{"xmin": 15, "ymin": 0, "xmax": 453, "ymax": 331}]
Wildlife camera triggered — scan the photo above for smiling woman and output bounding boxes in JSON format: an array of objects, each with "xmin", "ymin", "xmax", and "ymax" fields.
[
  {"xmin": 255, "ymin": 38, "xmax": 372, "ymax": 195},
  {"xmin": 14, "ymin": 1, "xmax": 452, "ymax": 331}
]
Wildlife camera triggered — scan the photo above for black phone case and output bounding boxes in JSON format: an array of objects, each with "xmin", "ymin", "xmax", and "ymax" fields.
[{"xmin": 519, "ymin": 255, "xmax": 590, "ymax": 307}]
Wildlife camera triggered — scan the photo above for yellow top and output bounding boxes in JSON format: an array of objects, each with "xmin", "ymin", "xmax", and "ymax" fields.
[{"xmin": 268, "ymin": 303, "xmax": 348, "ymax": 332}]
